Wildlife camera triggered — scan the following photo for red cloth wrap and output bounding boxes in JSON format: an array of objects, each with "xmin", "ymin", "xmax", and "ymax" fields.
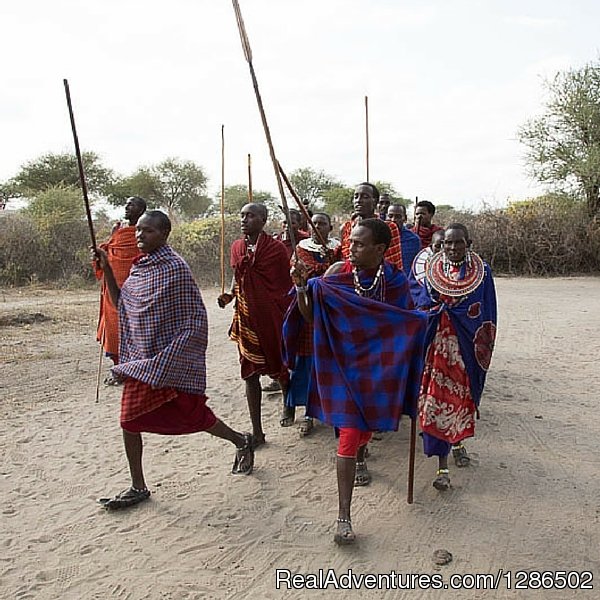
[
  {"xmin": 412, "ymin": 223, "xmax": 444, "ymax": 249},
  {"xmin": 94, "ymin": 226, "xmax": 139, "ymax": 359},
  {"xmin": 340, "ymin": 217, "xmax": 403, "ymax": 271},
  {"xmin": 275, "ymin": 230, "xmax": 309, "ymax": 259},
  {"xmin": 120, "ymin": 378, "xmax": 217, "ymax": 434},
  {"xmin": 230, "ymin": 232, "xmax": 292, "ymax": 380}
]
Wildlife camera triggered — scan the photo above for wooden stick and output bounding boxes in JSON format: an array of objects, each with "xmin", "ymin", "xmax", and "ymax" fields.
[
  {"xmin": 95, "ymin": 329, "xmax": 104, "ymax": 403},
  {"xmin": 220, "ymin": 125, "xmax": 226, "ymax": 295},
  {"xmin": 414, "ymin": 195, "xmax": 420, "ymax": 238},
  {"xmin": 365, "ymin": 95, "xmax": 370, "ymax": 181},
  {"xmin": 232, "ymin": 0, "xmax": 297, "ymax": 256},
  {"xmin": 407, "ymin": 415, "xmax": 417, "ymax": 504},
  {"xmin": 63, "ymin": 79, "xmax": 97, "ymax": 252},
  {"xmin": 247, "ymin": 153, "xmax": 253, "ymax": 202}
]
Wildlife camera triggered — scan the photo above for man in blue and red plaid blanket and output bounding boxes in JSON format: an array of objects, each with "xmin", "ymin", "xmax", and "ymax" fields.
[
  {"xmin": 95, "ymin": 210, "xmax": 254, "ymax": 510},
  {"xmin": 286, "ymin": 218, "xmax": 427, "ymax": 545}
]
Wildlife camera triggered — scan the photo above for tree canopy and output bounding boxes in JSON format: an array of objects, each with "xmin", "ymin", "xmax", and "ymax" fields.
[
  {"xmin": 108, "ymin": 158, "xmax": 210, "ymax": 221},
  {"xmin": 372, "ymin": 180, "xmax": 411, "ymax": 206},
  {"xmin": 288, "ymin": 167, "xmax": 341, "ymax": 208},
  {"xmin": 213, "ymin": 184, "xmax": 276, "ymax": 216},
  {"xmin": 25, "ymin": 184, "xmax": 85, "ymax": 227},
  {"xmin": 7, "ymin": 152, "xmax": 114, "ymax": 199},
  {"xmin": 321, "ymin": 185, "xmax": 354, "ymax": 216},
  {"xmin": 519, "ymin": 60, "xmax": 600, "ymax": 217}
]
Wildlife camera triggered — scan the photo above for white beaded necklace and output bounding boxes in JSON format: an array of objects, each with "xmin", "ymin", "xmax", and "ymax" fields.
[{"xmin": 352, "ymin": 263, "xmax": 385, "ymax": 300}]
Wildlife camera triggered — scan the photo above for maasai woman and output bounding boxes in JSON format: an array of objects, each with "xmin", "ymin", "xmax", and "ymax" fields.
[
  {"xmin": 281, "ymin": 212, "xmax": 341, "ymax": 435},
  {"xmin": 418, "ymin": 223, "xmax": 497, "ymax": 491}
]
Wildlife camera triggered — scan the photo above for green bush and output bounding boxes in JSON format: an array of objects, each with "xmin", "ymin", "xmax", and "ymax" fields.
[
  {"xmin": 0, "ymin": 213, "xmax": 42, "ymax": 285},
  {"xmin": 170, "ymin": 215, "xmax": 241, "ymax": 286},
  {"xmin": 2, "ymin": 193, "xmax": 598, "ymax": 286}
]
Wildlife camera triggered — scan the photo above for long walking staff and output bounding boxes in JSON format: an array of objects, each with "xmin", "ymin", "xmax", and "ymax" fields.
[
  {"xmin": 63, "ymin": 79, "xmax": 97, "ymax": 253},
  {"xmin": 365, "ymin": 95, "xmax": 370, "ymax": 181},
  {"xmin": 247, "ymin": 153, "xmax": 253, "ymax": 202},
  {"xmin": 277, "ymin": 161, "xmax": 329, "ymax": 250},
  {"xmin": 95, "ymin": 330, "xmax": 105, "ymax": 403},
  {"xmin": 232, "ymin": 0, "xmax": 297, "ymax": 255},
  {"xmin": 64, "ymin": 78, "xmax": 103, "ymax": 401},
  {"xmin": 407, "ymin": 415, "xmax": 417, "ymax": 504},
  {"xmin": 220, "ymin": 125, "xmax": 226, "ymax": 295},
  {"xmin": 413, "ymin": 195, "xmax": 420, "ymax": 238}
]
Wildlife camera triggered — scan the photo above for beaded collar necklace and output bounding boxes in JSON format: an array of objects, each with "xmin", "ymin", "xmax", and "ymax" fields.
[
  {"xmin": 427, "ymin": 250, "xmax": 485, "ymax": 297},
  {"xmin": 352, "ymin": 262, "xmax": 385, "ymax": 300}
]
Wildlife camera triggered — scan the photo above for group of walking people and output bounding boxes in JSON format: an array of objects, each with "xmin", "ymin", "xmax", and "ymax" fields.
[{"xmin": 93, "ymin": 183, "xmax": 497, "ymax": 546}]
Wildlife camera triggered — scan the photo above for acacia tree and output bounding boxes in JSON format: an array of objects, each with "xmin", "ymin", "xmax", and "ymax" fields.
[
  {"xmin": 288, "ymin": 167, "xmax": 340, "ymax": 208},
  {"xmin": 108, "ymin": 158, "xmax": 210, "ymax": 221},
  {"xmin": 213, "ymin": 184, "xmax": 275, "ymax": 215},
  {"xmin": 6, "ymin": 152, "xmax": 114, "ymax": 199},
  {"xmin": 372, "ymin": 180, "xmax": 411, "ymax": 206},
  {"xmin": 519, "ymin": 61, "xmax": 600, "ymax": 217},
  {"xmin": 321, "ymin": 185, "xmax": 354, "ymax": 216}
]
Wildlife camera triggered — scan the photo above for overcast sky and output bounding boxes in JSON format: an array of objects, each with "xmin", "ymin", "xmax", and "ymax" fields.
[{"xmin": 2, "ymin": 0, "xmax": 599, "ymax": 211}]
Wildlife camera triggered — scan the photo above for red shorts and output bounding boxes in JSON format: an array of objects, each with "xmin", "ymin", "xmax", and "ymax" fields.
[{"xmin": 337, "ymin": 428, "xmax": 372, "ymax": 459}]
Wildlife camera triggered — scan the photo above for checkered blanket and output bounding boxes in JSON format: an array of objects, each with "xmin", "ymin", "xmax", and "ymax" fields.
[
  {"xmin": 341, "ymin": 217, "xmax": 403, "ymax": 270},
  {"xmin": 284, "ymin": 261, "xmax": 427, "ymax": 431},
  {"xmin": 113, "ymin": 245, "xmax": 207, "ymax": 394}
]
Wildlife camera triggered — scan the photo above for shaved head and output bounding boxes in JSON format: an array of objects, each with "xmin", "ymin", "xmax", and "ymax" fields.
[{"xmin": 243, "ymin": 203, "xmax": 268, "ymax": 221}]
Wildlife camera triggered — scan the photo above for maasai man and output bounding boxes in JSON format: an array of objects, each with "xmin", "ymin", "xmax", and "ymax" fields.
[
  {"xmin": 94, "ymin": 196, "xmax": 146, "ymax": 381},
  {"xmin": 411, "ymin": 200, "xmax": 444, "ymax": 249},
  {"xmin": 377, "ymin": 192, "xmax": 391, "ymax": 220},
  {"xmin": 275, "ymin": 208, "xmax": 309, "ymax": 260},
  {"xmin": 95, "ymin": 211, "xmax": 254, "ymax": 510},
  {"xmin": 283, "ymin": 212, "xmax": 341, "ymax": 435},
  {"xmin": 418, "ymin": 224, "xmax": 497, "ymax": 491},
  {"xmin": 387, "ymin": 203, "xmax": 421, "ymax": 275},
  {"xmin": 218, "ymin": 203, "xmax": 292, "ymax": 447},
  {"xmin": 287, "ymin": 218, "xmax": 426, "ymax": 544},
  {"xmin": 340, "ymin": 183, "xmax": 404, "ymax": 271}
]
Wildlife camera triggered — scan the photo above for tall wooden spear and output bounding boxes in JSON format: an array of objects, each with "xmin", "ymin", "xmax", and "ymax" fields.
[
  {"xmin": 247, "ymin": 153, "xmax": 253, "ymax": 202},
  {"xmin": 220, "ymin": 125, "xmax": 226, "ymax": 295},
  {"xmin": 414, "ymin": 194, "xmax": 420, "ymax": 238},
  {"xmin": 232, "ymin": 0, "xmax": 297, "ymax": 254},
  {"xmin": 64, "ymin": 79, "xmax": 104, "ymax": 402},
  {"xmin": 63, "ymin": 79, "xmax": 97, "ymax": 253},
  {"xmin": 365, "ymin": 95, "xmax": 370, "ymax": 181},
  {"xmin": 407, "ymin": 416, "xmax": 417, "ymax": 504}
]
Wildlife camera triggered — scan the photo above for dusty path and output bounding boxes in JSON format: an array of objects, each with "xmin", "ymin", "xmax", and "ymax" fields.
[{"xmin": 0, "ymin": 278, "xmax": 599, "ymax": 599}]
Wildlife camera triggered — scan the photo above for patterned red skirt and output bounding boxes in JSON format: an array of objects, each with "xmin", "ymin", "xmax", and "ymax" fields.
[{"xmin": 418, "ymin": 312, "xmax": 476, "ymax": 444}]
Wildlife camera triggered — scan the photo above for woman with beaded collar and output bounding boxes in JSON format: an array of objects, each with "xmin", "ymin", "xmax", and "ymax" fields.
[{"xmin": 418, "ymin": 223, "xmax": 497, "ymax": 491}]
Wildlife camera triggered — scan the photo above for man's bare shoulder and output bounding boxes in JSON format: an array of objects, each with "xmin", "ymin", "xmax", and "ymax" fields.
[{"xmin": 324, "ymin": 261, "xmax": 345, "ymax": 277}]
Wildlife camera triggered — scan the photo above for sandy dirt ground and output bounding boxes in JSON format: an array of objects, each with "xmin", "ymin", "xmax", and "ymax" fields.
[{"xmin": 0, "ymin": 277, "xmax": 599, "ymax": 600}]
